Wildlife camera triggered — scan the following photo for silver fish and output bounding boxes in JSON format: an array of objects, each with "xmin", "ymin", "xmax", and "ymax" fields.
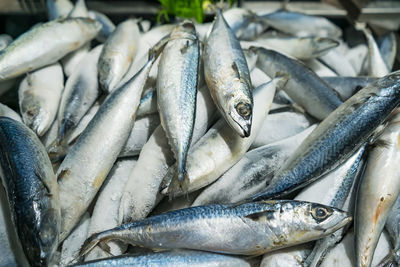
[
  {"xmin": 322, "ymin": 76, "xmax": 377, "ymax": 101},
  {"xmin": 260, "ymin": 244, "xmax": 312, "ymax": 267},
  {"xmin": 0, "ymin": 117, "xmax": 60, "ymax": 266},
  {"xmin": 18, "ymin": 63, "xmax": 64, "ymax": 136},
  {"xmin": 242, "ymin": 36, "xmax": 339, "ymax": 60},
  {"xmin": 86, "ymin": 158, "xmax": 137, "ymax": 260},
  {"xmin": 192, "ymin": 125, "xmax": 316, "ymax": 206},
  {"xmin": 136, "ymin": 87, "xmax": 157, "ymax": 117},
  {"xmin": 0, "ymin": 18, "xmax": 100, "ymax": 80},
  {"xmin": 88, "ymin": 10, "xmax": 116, "ymax": 43},
  {"xmin": 260, "ymin": 11, "xmax": 342, "ymax": 38},
  {"xmin": 46, "ymin": 0, "xmax": 74, "ymax": 20},
  {"xmin": 82, "ymin": 200, "xmax": 351, "ymax": 257},
  {"xmin": 254, "ymin": 47, "xmax": 343, "ymax": 120},
  {"xmin": 355, "ymin": 110, "xmax": 400, "ymax": 267},
  {"xmin": 68, "ymin": 0, "xmax": 89, "ymax": 18},
  {"xmin": 163, "ymin": 78, "xmax": 280, "ymax": 197},
  {"xmin": 61, "ymin": 44, "xmax": 90, "ymax": 77},
  {"xmin": 56, "ymin": 55, "xmax": 156, "ymax": 242},
  {"xmin": 57, "ymin": 45, "xmax": 102, "ymax": 144},
  {"xmin": 204, "ymin": 9, "xmax": 253, "ymax": 137},
  {"xmin": 0, "ymin": 34, "xmax": 13, "ymax": 51},
  {"xmin": 319, "ymin": 47, "xmax": 357, "ymax": 77},
  {"xmin": 303, "ymin": 58, "xmax": 337, "ymax": 77},
  {"xmin": 0, "ymin": 102, "xmax": 22, "ymax": 122},
  {"xmin": 157, "ymin": 21, "xmax": 200, "ymax": 184},
  {"xmin": 251, "ymin": 71, "xmax": 400, "ymax": 201},
  {"xmin": 345, "ymin": 44, "xmax": 368, "ymax": 76},
  {"xmin": 380, "ymin": 196, "xmax": 400, "ymax": 267},
  {"xmin": 379, "ymin": 32, "xmax": 397, "ymax": 71},
  {"xmin": 98, "ymin": 18, "xmax": 140, "ymax": 93},
  {"xmin": 78, "ymin": 249, "xmax": 252, "ymax": 267}
]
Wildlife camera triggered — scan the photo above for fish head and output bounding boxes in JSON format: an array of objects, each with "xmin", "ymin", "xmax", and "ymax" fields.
[
  {"xmin": 21, "ymin": 102, "xmax": 50, "ymax": 136},
  {"xmin": 225, "ymin": 86, "xmax": 253, "ymax": 137},
  {"xmin": 271, "ymin": 201, "xmax": 351, "ymax": 245},
  {"xmin": 171, "ymin": 21, "xmax": 197, "ymax": 40}
]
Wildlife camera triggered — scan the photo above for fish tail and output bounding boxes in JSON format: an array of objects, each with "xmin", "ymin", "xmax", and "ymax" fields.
[{"xmin": 79, "ymin": 231, "xmax": 111, "ymax": 258}]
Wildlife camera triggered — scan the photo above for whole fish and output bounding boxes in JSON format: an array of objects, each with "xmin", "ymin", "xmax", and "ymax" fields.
[
  {"xmin": 86, "ymin": 159, "xmax": 137, "ymax": 260},
  {"xmin": 163, "ymin": 78, "xmax": 280, "ymax": 197},
  {"xmin": 82, "ymin": 200, "xmax": 350, "ymax": 257},
  {"xmin": 242, "ymin": 36, "xmax": 339, "ymax": 60},
  {"xmin": 253, "ymin": 47, "xmax": 342, "ymax": 120},
  {"xmin": 88, "ymin": 10, "xmax": 116, "ymax": 43},
  {"xmin": 0, "ymin": 117, "xmax": 60, "ymax": 266},
  {"xmin": 379, "ymin": 32, "xmax": 397, "ymax": 71},
  {"xmin": 118, "ymin": 84, "xmax": 216, "ymax": 224},
  {"xmin": 60, "ymin": 213, "xmax": 91, "ymax": 266},
  {"xmin": 46, "ymin": 0, "xmax": 74, "ymax": 20},
  {"xmin": 204, "ymin": 9, "xmax": 253, "ymax": 137},
  {"xmin": 252, "ymin": 111, "xmax": 312, "ymax": 149},
  {"xmin": 192, "ymin": 125, "xmax": 316, "ymax": 206},
  {"xmin": 56, "ymin": 45, "xmax": 102, "ymax": 144},
  {"xmin": 78, "ymin": 250, "xmax": 252, "ymax": 267},
  {"xmin": 380, "ymin": 196, "xmax": 400, "ymax": 267},
  {"xmin": 251, "ymin": 71, "xmax": 400, "ymax": 201},
  {"xmin": 57, "ymin": 55, "xmax": 156, "ymax": 242},
  {"xmin": 19, "ymin": 63, "xmax": 64, "ymax": 136},
  {"xmin": 0, "ymin": 18, "xmax": 100, "ymax": 80},
  {"xmin": 260, "ymin": 11, "xmax": 342, "ymax": 38},
  {"xmin": 0, "ymin": 102, "xmax": 22, "ymax": 122},
  {"xmin": 0, "ymin": 34, "xmax": 13, "ymax": 51},
  {"xmin": 355, "ymin": 110, "xmax": 400, "ymax": 267},
  {"xmin": 98, "ymin": 19, "xmax": 140, "ymax": 93},
  {"xmin": 361, "ymin": 26, "xmax": 390, "ymax": 77},
  {"xmin": 322, "ymin": 76, "xmax": 377, "ymax": 101},
  {"xmin": 157, "ymin": 21, "xmax": 200, "ymax": 184},
  {"xmin": 118, "ymin": 114, "xmax": 160, "ymax": 158}
]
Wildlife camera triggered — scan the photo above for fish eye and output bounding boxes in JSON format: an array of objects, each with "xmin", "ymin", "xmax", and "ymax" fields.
[
  {"xmin": 311, "ymin": 205, "xmax": 332, "ymax": 222},
  {"xmin": 235, "ymin": 102, "xmax": 252, "ymax": 119}
]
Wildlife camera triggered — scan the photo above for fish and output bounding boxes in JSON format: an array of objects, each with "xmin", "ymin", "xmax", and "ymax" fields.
[
  {"xmin": 0, "ymin": 18, "xmax": 100, "ymax": 80},
  {"xmin": 379, "ymin": 196, "xmax": 400, "ymax": 267},
  {"xmin": 118, "ymin": 114, "xmax": 160, "ymax": 158},
  {"xmin": 303, "ymin": 58, "xmax": 337, "ymax": 77},
  {"xmin": 56, "ymin": 54, "xmax": 156, "ymax": 242},
  {"xmin": 260, "ymin": 11, "xmax": 342, "ymax": 38},
  {"xmin": 345, "ymin": 44, "xmax": 368, "ymax": 75},
  {"xmin": 253, "ymin": 47, "xmax": 343, "ymax": 120},
  {"xmin": 319, "ymin": 47, "xmax": 357, "ymax": 76},
  {"xmin": 18, "ymin": 63, "xmax": 64, "ymax": 136},
  {"xmin": 0, "ymin": 102, "xmax": 22, "ymax": 122},
  {"xmin": 360, "ymin": 26, "xmax": 390, "ymax": 77},
  {"xmin": 260, "ymin": 244, "xmax": 312, "ymax": 267},
  {"xmin": 242, "ymin": 36, "xmax": 339, "ymax": 60},
  {"xmin": 163, "ymin": 78, "xmax": 281, "ymax": 197},
  {"xmin": 88, "ymin": 10, "xmax": 116, "ymax": 43},
  {"xmin": 68, "ymin": 0, "xmax": 89, "ymax": 18},
  {"xmin": 60, "ymin": 213, "xmax": 91, "ymax": 266},
  {"xmin": 77, "ymin": 250, "xmax": 253, "ymax": 267},
  {"xmin": 379, "ymin": 32, "xmax": 397, "ymax": 71},
  {"xmin": 61, "ymin": 44, "xmax": 90, "ymax": 77},
  {"xmin": 98, "ymin": 18, "xmax": 140, "ymax": 93},
  {"xmin": 157, "ymin": 21, "xmax": 200, "ymax": 185},
  {"xmin": 251, "ymin": 71, "xmax": 400, "ymax": 201},
  {"xmin": 251, "ymin": 111, "xmax": 313, "ymax": 149},
  {"xmin": 223, "ymin": 8, "xmax": 267, "ymax": 41},
  {"xmin": 204, "ymin": 9, "xmax": 253, "ymax": 137},
  {"xmin": 81, "ymin": 200, "xmax": 351, "ymax": 257},
  {"xmin": 322, "ymin": 76, "xmax": 377, "ymax": 101},
  {"xmin": 192, "ymin": 125, "xmax": 316, "ymax": 206},
  {"xmin": 118, "ymin": 84, "xmax": 216, "ymax": 224},
  {"xmin": 0, "ymin": 34, "xmax": 13, "ymax": 51},
  {"xmin": 136, "ymin": 87, "xmax": 157, "ymax": 118},
  {"xmin": 46, "ymin": 0, "xmax": 74, "ymax": 20},
  {"xmin": 56, "ymin": 45, "xmax": 102, "ymax": 145},
  {"xmin": 355, "ymin": 109, "xmax": 400, "ymax": 267},
  {"xmin": 86, "ymin": 159, "xmax": 137, "ymax": 260},
  {"xmin": 0, "ymin": 117, "xmax": 60, "ymax": 266}
]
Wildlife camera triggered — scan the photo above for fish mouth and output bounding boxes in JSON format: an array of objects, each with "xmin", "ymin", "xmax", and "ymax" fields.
[{"xmin": 241, "ymin": 122, "xmax": 251, "ymax": 137}]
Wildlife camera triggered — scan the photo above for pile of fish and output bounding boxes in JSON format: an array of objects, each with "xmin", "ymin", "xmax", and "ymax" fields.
[{"xmin": 0, "ymin": 0, "xmax": 399, "ymax": 266}]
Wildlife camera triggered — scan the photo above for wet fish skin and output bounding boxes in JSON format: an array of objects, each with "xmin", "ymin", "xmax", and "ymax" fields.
[
  {"xmin": 380, "ymin": 196, "xmax": 400, "ymax": 267},
  {"xmin": 157, "ymin": 21, "xmax": 199, "ymax": 184},
  {"xmin": 0, "ymin": 34, "xmax": 13, "ymax": 51},
  {"xmin": 322, "ymin": 76, "xmax": 377, "ymax": 101},
  {"xmin": 361, "ymin": 27, "xmax": 390, "ymax": 77},
  {"xmin": 98, "ymin": 18, "xmax": 140, "ymax": 93},
  {"xmin": 0, "ymin": 103, "xmax": 22, "ymax": 122},
  {"xmin": 379, "ymin": 32, "xmax": 397, "ymax": 71},
  {"xmin": 355, "ymin": 110, "xmax": 400, "ymax": 267},
  {"xmin": 46, "ymin": 0, "xmax": 74, "ymax": 20},
  {"xmin": 204, "ymin": 9, "xmax": 253, "ymax": 137},
  {"xmin": 77, "ymin": 250, "xmax": 252, "ymax": 267},
  {"xmin": 68, "ymin": 0, "xmax": 89, "ymax": 18},
  {"xmin": 251, "ymin": 71, "xmax": 400, "ymax": 201},
  {"xmin": 88, "ymin": 10, "xmax": 116, "ymax": 43},
  {"xmin": 136, "ymin": 87, "xmax": 157, "ymax": 117},
  {"xmin": 57, "ymin": 55, "xmax": 156, "ymax": 242},
  {"xmin": 82, "ymin": 200, "xmax": 351, "ymax": 257},
  {"xmin": 319, "ymin": 48, "xmax": 357, "ymax": 77},
  {"xmin": 260, "ymin": 11, "xmax": 342, "ymax": 38},
  {"xmin": 0, "ymin": 117, "xmax": 60, "ymax": 267},
  {"xmin": 57, "ymin": 45, "xmax": 102, "ymax": 144},
  {"xmin": 0, "ymin": 18, "xmax": 100, "ymax": 80},
  {"xmin": 19, "ymin": 63, "xmax": 64, "ymax": 136},
  {"xmin": 192, "ymin": 125, "xmax": 316, "ymax": 206},
  {"xmin": 254, "ymin": 47, "xmax": 343, "ymax": 120}
]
